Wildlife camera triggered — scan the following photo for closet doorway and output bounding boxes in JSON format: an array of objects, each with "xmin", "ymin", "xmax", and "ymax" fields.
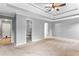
[{"xmin": 26, "ymin": 20, "xmax": 32, "ymax": 42}]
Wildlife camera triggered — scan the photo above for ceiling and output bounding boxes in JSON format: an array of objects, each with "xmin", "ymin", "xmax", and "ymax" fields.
[
  {"xmin": 29, "ymin": 3, "xmax": 79, "ymax": 19},
  {"xmin": 0, "ymin": 3, "xmax": 79, "ymax": 22},
  {"xmin": 33, "ymin": 3, "xmax": 76, "ymax": 15}
]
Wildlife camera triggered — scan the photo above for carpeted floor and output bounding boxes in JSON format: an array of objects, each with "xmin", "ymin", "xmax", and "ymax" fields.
[{"xmin": 0, "ymin": 38, "xmax": 79, "ymax": 56}]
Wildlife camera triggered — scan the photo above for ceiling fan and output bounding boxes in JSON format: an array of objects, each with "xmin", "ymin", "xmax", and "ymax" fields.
[{"xmin": 45, "ymin": 3, "xmax": 66, "ymax": 11}]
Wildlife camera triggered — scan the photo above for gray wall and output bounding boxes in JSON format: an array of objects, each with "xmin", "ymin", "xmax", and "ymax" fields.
[
  {"xmin": 11, "ymin": 16, "xmax": 16, "ymax": 44},
  {"xmin": 16, "ymin": 15, "xmax": 50, "ymax": 43},
  {"xmin": 54, "ymin": 18, "xmax": 79, "ymax": 40},
  {"xmin": 16, "ymin": 14, "xmax": 26, "ymax": 46},
  {"xmin": 32, "ymin": 19, "xmax": 56, "ymax": 42},
  {"xmin": 48, "ymin": 22, "xmax": 56, "ymax": 36},
  {"xmin": 0, "ymin": 20, "xmax": 2, "ymax": 38},
  {"xmin": 32, "ymin": 19, "xmax": 45, "ymax": 41}
]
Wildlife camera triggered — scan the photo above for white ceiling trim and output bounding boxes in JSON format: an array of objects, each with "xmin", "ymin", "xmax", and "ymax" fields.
[
  {"xmin": 7, "ymin": 3, "xmax": 79, "ymax": 22},
  {"xmin": 7, "ymin": 4, "xmax": 53, "ymax": 20},
  {"xmin": 50, "ymin": 14, "xmax": 79, "ymax": 22},
  {"xmin": 30, "ymin": 3, "xmax": 78, "ymax": 16}
]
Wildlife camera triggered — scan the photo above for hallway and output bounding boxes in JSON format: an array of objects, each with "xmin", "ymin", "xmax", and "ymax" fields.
[{"xmin": 0, "ymin": 38, "xmax": 79, "ymax": 56}]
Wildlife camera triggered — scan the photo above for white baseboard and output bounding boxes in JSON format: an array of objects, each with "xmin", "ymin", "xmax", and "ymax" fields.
[
  {"xmin": 46, "ymin": 36, "xmax": 79, "ymax": 43},
  {"xmin": 32, "ymin": 39, "xmax": 42, "ymax": 42},
  {"xmin": 58, "ymin": 38, "xmax": 79, "ymax": 43},
  {"xmin": 16, "ymin": 42, "xmax": 26, "ymax": 46}
]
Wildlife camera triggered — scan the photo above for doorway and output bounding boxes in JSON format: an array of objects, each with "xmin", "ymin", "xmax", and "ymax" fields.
[
  {"xmin": 0, "ymin": 18, "xmax": 12, "ymax": 45},
  {"xmin": 2, "ymin": 19, "xmax": 12, "ymax": 38},
  {"xmin": 26, "ymin": 20, "xmax": 32, "ymax": 42}
]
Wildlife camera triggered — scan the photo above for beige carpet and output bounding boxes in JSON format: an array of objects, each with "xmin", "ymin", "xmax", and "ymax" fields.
[{"xmin": 0, "ymin": 38, "xmax": 79, "ymax": 56}]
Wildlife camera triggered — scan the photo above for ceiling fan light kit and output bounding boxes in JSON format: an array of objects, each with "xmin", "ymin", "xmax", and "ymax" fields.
[{"xmin": 45, "ymin": 3, "xmax": 66, "ymax": 11}]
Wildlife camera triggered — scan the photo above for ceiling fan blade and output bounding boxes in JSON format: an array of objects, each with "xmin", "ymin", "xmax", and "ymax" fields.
[{"xmin": 59, "ymin": 3, "xmax": 66, "ymax": 6}]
